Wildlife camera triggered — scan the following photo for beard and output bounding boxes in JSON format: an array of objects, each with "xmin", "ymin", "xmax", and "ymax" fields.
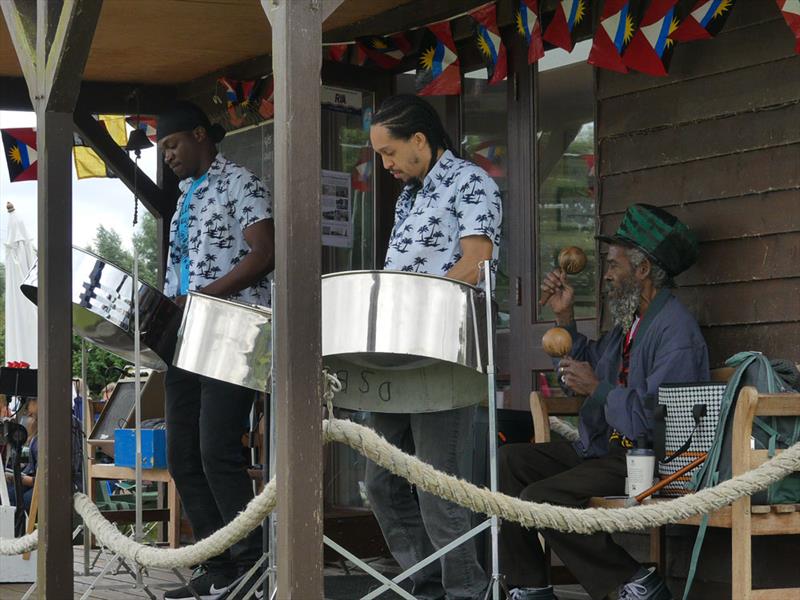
[{"xmin": 606, "ymin": 273, "xmax": 641, "ymax": 333}]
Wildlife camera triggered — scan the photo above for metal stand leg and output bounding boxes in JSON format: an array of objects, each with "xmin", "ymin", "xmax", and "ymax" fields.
[
  {"xmin": 267, "ymin": 279, "xmax": 278, "ymax": 599},
  {"xmin": 481, "ymin": 259, "xmax": 501, "ymax": 600}
]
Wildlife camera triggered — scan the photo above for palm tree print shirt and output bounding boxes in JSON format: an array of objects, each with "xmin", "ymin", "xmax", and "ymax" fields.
[
  {"xmin": 164, "ymin": 153, "xmax": 273, "ymax": 305},
  {"xmin": 384, "ymin": 150, "xmax": 502, "ymax": 278}
]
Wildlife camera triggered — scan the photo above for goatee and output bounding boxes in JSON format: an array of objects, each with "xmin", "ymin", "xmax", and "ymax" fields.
[{"xmin": 607, "ymin": 275, "xmax": 641, "ymax": 333}]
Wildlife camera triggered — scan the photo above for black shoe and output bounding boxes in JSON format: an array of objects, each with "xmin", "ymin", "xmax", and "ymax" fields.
[
  {"xmin": 164, "ymin": 566, "xmax": 234, "ymax": 600},
  {"xmin": 617, "ymin": 567, "xmax": 673, "ymax": 600}
]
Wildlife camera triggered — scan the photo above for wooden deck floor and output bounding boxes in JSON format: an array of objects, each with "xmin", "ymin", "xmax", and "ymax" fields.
[{"xmin": 0, "ymin": 546, "xmax": 193, "ymax": 600}]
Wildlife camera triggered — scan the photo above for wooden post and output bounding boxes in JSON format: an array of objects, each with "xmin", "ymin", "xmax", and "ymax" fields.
[
  {"xmin": 2, "ymin": 1, "xmax": 101, "ymax": 597},
  {"xmin": 262, "ymin": 0, "xmax": 341, "ymax": 597}
]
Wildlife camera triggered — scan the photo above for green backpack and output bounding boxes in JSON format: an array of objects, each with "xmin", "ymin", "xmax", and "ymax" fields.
[{"xmin": 682, "ymin": 351, "xmax": 800, "ymax": 599}]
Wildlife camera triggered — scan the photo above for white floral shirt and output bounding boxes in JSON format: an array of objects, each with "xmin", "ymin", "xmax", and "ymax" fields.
[
  {"xmin": 384, "ymin": 150, "xmax": 502, "ymax": 277},
  {"xmin": 164, "ymin": 153, "xmax": 273, "ymax": 305}
]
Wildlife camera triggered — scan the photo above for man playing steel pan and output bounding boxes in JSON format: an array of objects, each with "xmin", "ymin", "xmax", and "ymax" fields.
[
  {"xmin": 368, "ymin": 94, "xmax": 502, "ymax": 600},
  {"xmin": 157, "ymin": 101, "xmax": 274, "ymax": 600}
]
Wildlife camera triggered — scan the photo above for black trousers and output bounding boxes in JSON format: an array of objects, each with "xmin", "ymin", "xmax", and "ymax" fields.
[
  {"xmin": 498, "ymin": 441, "xmax": 640, "ymax": 600},
  {"xmin": 165, "ymin": 367, "xmax": 262, "ymax": 576}
]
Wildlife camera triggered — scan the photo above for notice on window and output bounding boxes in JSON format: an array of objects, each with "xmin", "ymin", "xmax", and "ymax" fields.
[{"xmin": 322, "ymin": 169, "xmax": 352, "ymax": 248}]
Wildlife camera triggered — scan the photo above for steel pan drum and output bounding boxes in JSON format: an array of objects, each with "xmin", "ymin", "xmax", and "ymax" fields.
[
  {"xmin": 172, "ymin": 292, "xmax": 272, "ymax": 392},
  {"xmin": 322, "ymin": 271, "xmax": 489, "ymax": 413},
  {"xmin": 21, "ymin": 247, "xmax": 182, "ymax": 371}
]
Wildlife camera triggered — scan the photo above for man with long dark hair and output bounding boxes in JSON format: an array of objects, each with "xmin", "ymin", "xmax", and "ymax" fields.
[{"xmin": 367, "ymin": 94, "xmax": 502, "ymax": 599}]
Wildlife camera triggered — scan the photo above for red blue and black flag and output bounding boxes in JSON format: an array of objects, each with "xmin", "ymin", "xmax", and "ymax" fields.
[
  {"xmin": 777, "ymin": 0, "xmax": 800, "ymax": 53},
  {"xmin": 356, "ymin": 34, "xmax": 412, "ymax": 69},
  {"xmin": 1, "ymin": 128, "xmax": 37, "ymax": 183},
  {"xmin": 325, "ymin": 44, "xmax": 350, "ymax": 62},
  {"xmin": 125, "ymin": 116, "xmax": 158, "ymax": 142},
  {"xmin": 543, "ymin": 0, "xmax": 589, "ymax": 52},
  {"xmin": 671, "ymin": 0, "xmax": 736, "ymax": 42},
  {"xmin": 623, "ymin": 0, "xmax": 679, "ymax": 77},
  {"xmin": 470, "ymin": 4, "xmax": 507, "ymax": 85},
  {"xmin": 415, "ymin": 21, "xmax": 461, "ymax": 96},
  {"xmin": 516, "ymin": 0, "xmax": 545, "ymax": 64},
  {"xmin": 589, "ymin": 0, "xmax": 634, "ymax": 73}
]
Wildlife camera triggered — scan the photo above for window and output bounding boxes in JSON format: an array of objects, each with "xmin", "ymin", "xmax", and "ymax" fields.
[{"xmin": 535, "ymin": 42, "xmax": 597, "ymax": 322}]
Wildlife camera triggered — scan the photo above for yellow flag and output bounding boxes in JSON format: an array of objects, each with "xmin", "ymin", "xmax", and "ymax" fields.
[{"xmin": 73, "ymin": 115, "xmax": 128, "ymax": 179}]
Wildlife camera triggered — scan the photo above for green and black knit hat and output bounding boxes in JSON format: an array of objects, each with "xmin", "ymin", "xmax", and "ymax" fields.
[{"xmin": 597, "ymin": 204, "xmax": 698, "ymax": 277}]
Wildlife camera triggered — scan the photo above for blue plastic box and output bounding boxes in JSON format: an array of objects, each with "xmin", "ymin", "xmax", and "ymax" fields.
[{"xmin": 114, "ymin": 429, "xmax": 167, "ymax": 470}]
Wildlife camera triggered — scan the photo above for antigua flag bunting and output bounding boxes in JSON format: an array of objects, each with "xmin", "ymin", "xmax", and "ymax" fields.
[
  {"xmin": 1, "ymin": 128, "xmax": 37, "ymax": 183},
  {"xmin": 125, "ymin": 116, "xmax": 158, "ymax": 142},
  {"xmin": 470, "ymin": 4, "xmax": 508, "ymax": 84},
  {"xmin": 356, "ymin": 34, "xmax": 412, "ymax": 69},
  {"xmin": 351, "ymin": 146, "xmax": 373, "ymax": 192},
  {"xmin": 258, "ymin": 76, "xmax": 275, "ymax": 120},
  {"xmin": 516, "ymin": 0, "xmax": 545, "ymax": 64},
  {"xmin": 466, "ymin": 139, "xmax": 506, "ymax": 178},
  {"xmin": 325, "ymin": 43, "xmax": 350, "ymax": 62},
  {"xmin": 543, "ymin": 0, "xmax": 589, "ymax": 52},
  {"xmin": 776, "ymin": 0, "xmax": 800, "ymax": 53},
  {"xmin": 623, "ymin": 0, "xmax": 679, "ymax": 77},
  {"xmin": 588, "ymin": 0, "xmax": 634, "ymax": 73},
  {"xmin": 671, "ymin": 0, "xmax": 736, "ymax": 42},
  {"xmin": 415, "ymin": 21, "xmax": 461, "ymax": 96}
]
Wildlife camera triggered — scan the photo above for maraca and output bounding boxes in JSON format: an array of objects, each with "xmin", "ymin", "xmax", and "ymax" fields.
[
  {"xmin": 541, "ymin": 327, "xmax": 573, "ymax": 358},
  {"xmin": 540, "ymin": 246, "xmax": 587, "ymax": 306}
]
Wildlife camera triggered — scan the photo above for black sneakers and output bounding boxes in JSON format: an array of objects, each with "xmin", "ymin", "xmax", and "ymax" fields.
[
  {"xmin": 617, "ymin": 567, "xmax": 673, "ymax": 600},
  {"xmin": 163, "ymin": 566, "xmax": 235, "ymax": 600},
  {"xmin": 223, "ymin": 568, "xmax": 266, "ymax": 600}
]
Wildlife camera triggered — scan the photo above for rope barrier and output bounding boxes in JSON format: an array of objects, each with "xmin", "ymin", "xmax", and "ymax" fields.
[{"xmin": 2, "ymin": 373, "xmax": 799, "ymax": 568}]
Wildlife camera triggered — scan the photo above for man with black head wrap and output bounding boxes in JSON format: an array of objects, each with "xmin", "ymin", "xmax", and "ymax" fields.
[{"xmin": 157, "ymin": 101, "xmax": 274, "ymax": 600}]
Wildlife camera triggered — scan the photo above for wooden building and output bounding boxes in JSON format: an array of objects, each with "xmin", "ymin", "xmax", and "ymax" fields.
[{"xmin": 1, "ymin": 0, "xmax": 798, "ymax": 598}]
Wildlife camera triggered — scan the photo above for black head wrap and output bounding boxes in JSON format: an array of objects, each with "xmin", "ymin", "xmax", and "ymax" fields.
[{"xmin": 156, "ymin": 101, "xmax": 226, "ymax": 143}]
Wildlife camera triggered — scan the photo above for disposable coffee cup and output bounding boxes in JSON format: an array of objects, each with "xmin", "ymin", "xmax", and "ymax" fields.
[{"xmin": 626, "ymin": 448, "xmax": 656, "ymax": 497}]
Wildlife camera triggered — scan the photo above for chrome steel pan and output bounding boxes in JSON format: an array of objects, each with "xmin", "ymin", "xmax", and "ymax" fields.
[
  {"xmin": 322, "ymin": 270, "xmax": 489, "ymax": 412},
  {"xmin": 21, "ymin": 247, "xmax": 182, "ymax": 371},
  {"xmin": 172, "ymin": 292, "xmax": 272, "ymax": 392}
]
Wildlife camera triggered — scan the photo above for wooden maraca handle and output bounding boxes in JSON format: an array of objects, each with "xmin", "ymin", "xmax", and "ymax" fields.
[{"xmin": 539, "ymin": 246, "xmax": 587, "ymax": 306}]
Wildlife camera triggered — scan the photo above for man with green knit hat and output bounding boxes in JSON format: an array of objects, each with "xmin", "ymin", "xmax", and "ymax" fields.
[{"xmin": 499, "ymin": 204, "xmax": 709, "ymax": 600}]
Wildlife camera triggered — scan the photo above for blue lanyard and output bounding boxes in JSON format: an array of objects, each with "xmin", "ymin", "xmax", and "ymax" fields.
[{"xmin": 177, "ymin": 173, "xmax": 208, "ymax": 295}]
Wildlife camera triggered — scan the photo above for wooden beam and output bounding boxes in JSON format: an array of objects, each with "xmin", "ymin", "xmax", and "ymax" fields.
[
  {"xmin": 44, "ymin": 0, "xmax": 103, "ymax": 112},
  {"xmin": 73, "ymin": 111, "xmax": 170, "ymax": 218},
  {"xmin": 262, "ymin": 0, "xmax": 324, "ymax": 598},
  {"xmin": 0, "ymin": 77, "xmax": 178, "ymax": 113},
  {"xmin": 0, "ymin": 0, "xmax": 39, "ymax": 100},
  {"xmin": 322, "ymin": 0, "xmax": 346, "ymax": 22},
  {"xmin": 35, "ymin": 108, "xmax": 75, "ymax": 600}
]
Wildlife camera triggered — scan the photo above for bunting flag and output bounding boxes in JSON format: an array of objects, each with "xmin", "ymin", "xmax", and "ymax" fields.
[
  {"xmin": 1, "ymin": 128, "xmax": 37, "ymax": 183},
  {"xmin": 588, "ymin": 0, "xmax": 634, "ymax": 73},
  {"xmin": 516, "ymin": 0, "xmax": 545, "ymax": 64},
  {"xmin": 622, "ymin": 0, "xmax": 679, "ymax": 77},
  {"xmin": 415, "ymin": 21, "xmax": 461, "ymax": 96},
  {"xmin": 258, "ymin": 76, "xmax": 275, "ymax": 120},
  {"xmin": 466, "ymin": 139, "xmax": 505, "ymax": 178},
  {"xmin": 470, "ymin": 4, "xmax": 508, "ymax": 84},
  {"xmin": 325, "ymin": 43, "xmax": 350, "ymax": 62},
  {"xmin": 543, "ymin": 0, "xmax": 588, "ymax": 52},
  {"xmin": 671, "ymin": 0, "xmax": 736, "ymax": 42},
  {"xmin": 357, "ymin": 34, "xmax": 412, "ymax": 69},
  {"xmin": 777, "ymin": 0, "xmax": 800, "ymax": 53},
  {"xmin": 125, "ymin": 116, "xmax": 157, "ymax": 142},
  {"xmin": 351, "ymin": 146, "xmax": 373, "ymax": 192},
  {"xmin": 73, "ymin": 115, "xmax": 127, "ymax": 179}
]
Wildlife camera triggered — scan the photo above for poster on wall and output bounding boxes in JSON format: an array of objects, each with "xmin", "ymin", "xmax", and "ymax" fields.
[{"xmin": 322, "ymin": 169, "xmax": 353, "ymax": 248}]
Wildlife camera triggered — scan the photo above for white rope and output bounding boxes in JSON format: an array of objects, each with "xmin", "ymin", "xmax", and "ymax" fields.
[
  {"xmin": 4, "ymin": 415, "xmax": 798, "ymax": 563},
  {"xmin": 0, "ymin": 530, "xmax": 38, "ymax": 555}
]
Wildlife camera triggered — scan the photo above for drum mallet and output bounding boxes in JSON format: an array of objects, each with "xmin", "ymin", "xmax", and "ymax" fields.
[
  {"xmin": 540, "ymin": 246, "xmax": 587, "ymax": 306},
  {"xmin": 624, "ymin": 453, "xmax": 708, "ymax": 506}
]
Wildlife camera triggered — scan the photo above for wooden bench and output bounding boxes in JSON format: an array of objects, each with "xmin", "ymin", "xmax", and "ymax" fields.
[{"xmin": 529, "ymin": 380, "xmax": 800, "ymax": 599}]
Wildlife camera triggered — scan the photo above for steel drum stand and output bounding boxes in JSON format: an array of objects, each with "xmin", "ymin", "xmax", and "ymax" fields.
[{"xmin": 314, "ymin": 261, "xmax": 504, "ymax": 600}]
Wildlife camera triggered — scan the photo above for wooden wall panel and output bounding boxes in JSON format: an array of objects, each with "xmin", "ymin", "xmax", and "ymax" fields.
[{"xmin": 597, "ymin": 8, "xmax": 800, "ymax": 367}]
